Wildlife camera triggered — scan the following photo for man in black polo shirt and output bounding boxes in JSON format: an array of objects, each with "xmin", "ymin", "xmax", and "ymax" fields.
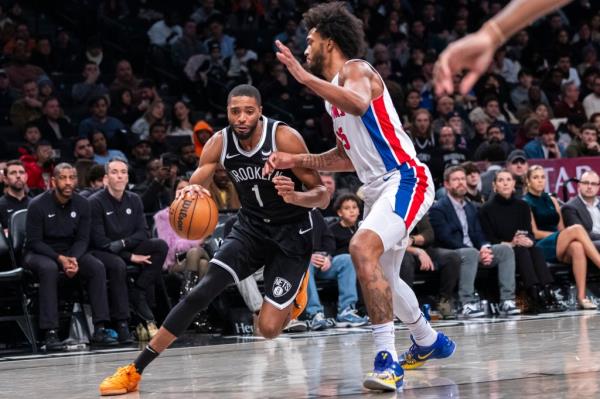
[
  {"xmin": 0, "ymin": 160, "xmax": 30, "ymax": 230},
  {"xmin": 24, "ymin": 163, "xmax": 117, "ymax": 349},
  {"xmin": 89, "ymin": 158, "xmax": 167, "ymax": 337}
]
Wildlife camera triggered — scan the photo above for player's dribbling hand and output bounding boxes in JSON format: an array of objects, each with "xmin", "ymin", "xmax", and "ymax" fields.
[
  {"xmin": 433, "ymin": 29, "xmax": 496, "ymax": 96},
  {"xmin": 262, "ymin": 151, "xmax": 296, "ymax": 176},
  {"xmin": 273, "ymin": 175, "xmax": 298, "ymax": 204},
  {"xmin": 178, "ymin": 184, "xmax": 211, "ymax": 199},
  {"xmin": 275, "ymin": 40, "xmax": 310, "ymax": 84}
]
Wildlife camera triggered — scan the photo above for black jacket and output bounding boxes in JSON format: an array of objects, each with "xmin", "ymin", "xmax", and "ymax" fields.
[
  {"xmin": 88, "ymin": 188, "xmax": 148, "ymax": 261},
  {"xmin": 25, "ymin": 191, "xmax": 91, "ymax": 260}
]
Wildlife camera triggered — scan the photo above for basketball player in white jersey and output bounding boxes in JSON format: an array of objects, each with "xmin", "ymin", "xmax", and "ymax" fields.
[{"xmin": 263, "ymin": 2, "xmax": 455, "ymax": 391}]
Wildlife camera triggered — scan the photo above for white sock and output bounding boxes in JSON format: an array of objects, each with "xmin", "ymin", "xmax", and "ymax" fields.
[
  {"xmin": 372, "ymin": 321, "xmax": 398, "ymax": 361},
  {"xmin": 407, "ymin": 313, "xmax": 437, "ymax": 347}
]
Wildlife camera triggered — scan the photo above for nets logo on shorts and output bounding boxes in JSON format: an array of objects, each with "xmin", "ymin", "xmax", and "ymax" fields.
[{"xmin": 272, "ymin": 277, "xmax": 292, "ymax": 298}]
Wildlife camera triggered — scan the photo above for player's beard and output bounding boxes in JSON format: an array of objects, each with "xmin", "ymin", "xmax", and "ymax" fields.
[
  {"xmin": 307, "ymin": 48, "xmax": 325, "ymax": 77},
  {"xmin": 233, "ymin": 119, "xmax": 259, "ymax": 141}
]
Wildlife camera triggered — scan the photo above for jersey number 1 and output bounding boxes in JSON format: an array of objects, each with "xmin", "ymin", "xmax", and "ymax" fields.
[{"xmin": 252, "ymin": 184, "xmax": 264, "ymax": 207}]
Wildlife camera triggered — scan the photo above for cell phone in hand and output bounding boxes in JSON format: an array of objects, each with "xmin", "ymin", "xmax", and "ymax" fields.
[{"xmin": 516, "ymin": 230, "xmax": 528, "ymax": 236}]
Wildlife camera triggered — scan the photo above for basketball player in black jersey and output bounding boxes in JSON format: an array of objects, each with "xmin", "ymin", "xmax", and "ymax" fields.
[{"xmin": 99, "ymin": 84, "xmax": 329, "ymax": 396}]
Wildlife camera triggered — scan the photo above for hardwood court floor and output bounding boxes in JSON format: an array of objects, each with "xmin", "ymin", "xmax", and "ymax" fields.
[{"xmin": 1, "ymin": 312, "xmax": 599, "ymax": 398}]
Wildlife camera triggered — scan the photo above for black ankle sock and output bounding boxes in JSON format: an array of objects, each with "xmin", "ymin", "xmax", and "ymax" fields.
[{"xmin": 134, "ymin": 345, "xmax": 159, "ymax": 374}]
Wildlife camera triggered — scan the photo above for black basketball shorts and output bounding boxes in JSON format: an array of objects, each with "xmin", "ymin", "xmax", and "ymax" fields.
[{"xmin": 210, "ymin": 211, "xmax": 313, "ymax": 309}]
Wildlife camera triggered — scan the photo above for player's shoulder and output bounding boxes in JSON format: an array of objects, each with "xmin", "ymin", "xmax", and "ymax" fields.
[
  {"xmin": 340, "ymin": 59, "xmax": 374, "ymax": 79},
  {"xmin": 274, "ymin": 123, "xmax": 306, "ymax": 151}
]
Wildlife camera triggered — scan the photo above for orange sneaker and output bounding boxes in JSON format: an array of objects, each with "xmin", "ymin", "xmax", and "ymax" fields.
[
  {"xmin": 99, "ymin": 363, "xmax": 141, "ymax": 396},
  {"xmin": 291, "ymin": 268, "xmax": 310, "ymax": 320}
]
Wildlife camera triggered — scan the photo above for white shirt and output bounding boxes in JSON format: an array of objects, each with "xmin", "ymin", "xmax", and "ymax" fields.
[
  {"xmin": 147, "ymin": 21, "xmax": 182, "ymax": 46},
  {"xmin": 583, "ymin": 93, "xmax": 600, "ymax": 119},
  {"xmin": 580, "ymin": 194, "xmax": 600, "ymax": 235}
]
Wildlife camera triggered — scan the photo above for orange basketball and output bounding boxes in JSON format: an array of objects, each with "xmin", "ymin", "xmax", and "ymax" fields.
[{"xmin": 169, "ymin": 193, "xmax": 219, "ymax": 240}]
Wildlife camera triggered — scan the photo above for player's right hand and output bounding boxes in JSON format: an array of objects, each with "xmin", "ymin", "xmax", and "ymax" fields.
[
  {"xmin": 178, "ymin": 184, "xmax": 211, "ymax": 199},
  {"xmin": 262, "ymin": 151, "xmax": 297, "ymax": 176}
]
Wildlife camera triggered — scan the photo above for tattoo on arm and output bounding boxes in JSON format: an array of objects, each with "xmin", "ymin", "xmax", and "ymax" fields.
[{"xmin": 297, "ymin": 147, "xmax": 349, "ymax": 169}]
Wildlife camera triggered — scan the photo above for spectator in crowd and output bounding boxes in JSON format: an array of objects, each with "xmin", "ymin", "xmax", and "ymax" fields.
[
  {"xmin": 566, "ymin": 123, "xmax": 600, "ymax": 157},
  {"xmin": 25, "ymin": 163, "xmax": 117, "ymax": 349},
  {"xmin": 71, "ymin": 62, "xmax": 109, "ymax": 112},
  {"xmin": 109, "ymin": 88, "xmax": 139, "ymax": 126},
  {"xmin": 462, "ymin": 161, "xmax": 485, "ymax": 205},
  {"xmin": 410, "ymin": 108, "xmax": 435, "ymax": 164},
  {"xmin": 474, "ymin": 123, "xmax": 515, "ymax": 161},
  {"xmin": 481, "ymin": 95, "xmax": 512, "ymax": 141},
  {"xmin": 305, "ymin": 201, "xmax": 368, "ymax": 330},
  {"xmin": 511, "ymin": 69, "xmax": 549, "ymax": 114},
  {"xmin": 583, "ymin": 75, "xmax": 600, "ymax": 118},
  {"xmin": 131, "ymin": 100, "xmax": 166, "ymax": 138},
  {"xmin": 204, "ymin": 15, "xmax": 235, "ymax": 59},
  {"xmin": 19, "ymin": 140, "xmax": 54, "ymax": 193},
  {"xmin": 72, "ymin": 137, "xmax": 94, "ymax": 161},
  {"xmin": 479, "ymin": 170, "xmax": 556, "ymax": 313},
  {"xmin": 225, "ymin": 40, "xmax": 257, "ymax": 86},
  {"xmin": 491, "ymin": 46, "xmax": 520, "ymax": 84},
  {"xmin": 78, "ymin": 96, "xmax": 125, "ymax": 140},
  {"xmin": 207, "ymin": 164, "xmax": 240, "ymax": 210},
  {"xmin": 89, "ymin": 158, "xmax": 168, "ymax": 339},
  {"xmin": 78, "ymin": 163, "xmax": 105, "ymax": 198},
  {"xmin": 53, "ymin": 27, "xmax": 80, "ymax": 73},
  {"xmin": 562, "ymin": 170, "xmax": 600, "ymax": 252},
  {"xmin": 591, "ymin": 112, "xmax": 600, "ymax": 130},
  {"xmin": 147, "ymin": 10, "xmax": 182, "ymax": 47},
  {"xmin": 18, "ymin": 122, "xmax": 41, "ymax": 156},
  {"xmin": 132, "ymin": 158, "xmax": 172, "ymax": 213},
  {"xmin": 169, "ymin": 100, "xmax": 194, "ymax": 136},
  {"xmin": 178, "ymin": 142, "xmax": 198, "ymax": 176},
  {"xmin": 191, "ymin": 0, "xmax": 222, "ymax": 25},
  {"xmin": 429, "ymin": 166, "xmax": 519, "ymax": 318},
  {"xmin": 137, "ymin": 79, "xmax": 161, "ymax": 114},
  {"xmin": 191, "ymin": 120, "xmax": 214, "ymax": 157},
  {"xmin": 30, "ymin": 36, "xmax": 58, "ymax": 74},
  {"xmin": 0, "ymin": 160, "xmax": 29, "ymax": 229},
  {"xmin": 171, "ymin": 20, "xmax": 206, "ymax": 70},
  {"xmin": 90, "ymin": 130, "xmax": 126, "ymax": 165},
  {"xmin": 147, "ymin": 122, "xmax": 168, "ymax": 158},
  {"xmin": 9, "ymin": 79, "xmax": 42, "ymax": 128},
  {"xmin": 556, "ymin": 54, "xmax": 581, "ymax": 88},
  {"xmin": 431, "ymin": 96, "xmax": 456, "ymax": 133},
  {"xmin": 400, "ymin": 214, "xmax": 461, "ymax": 319},
  {"xmin": 524, "ymin": 121, "xmax": 565, "ymax": 159},
  {"xmin": 523, "ymin": 165, "xmax": 600, "ymax": 310},
  {"xmin": 553, "ymin": 80, "xmax": 586, "ymax": 119},
  {"xmin": 429, "ymin": 125, "xmax": 468, "ymax": 184},
  {"xmin": 318, "ymin": 171, "xmax": 337, "ymax": 217},
  {"xmin": 5, "ymin": 38, "xmax": 46, "ymax": 90},
  {"xmin": 35, "ymin": 97, "xmax": 75, "ymax": 144},
  {"xmin": 3, "ymin": 22, "xmax": 35, "ymax": 56},
  {"xmin": 109, "ymin": 59, "xmax": 141, "ymax": 102},
  {"xmin": 0, "ymin": 68, "xmax": 18, "ymax": 125},
  {"xmin": 400, "ymin": 89, "xmax": 421, "ymax": 126},
  {"xmin": 76, "ymin": 38, "xmax": 114, "ymax": 76},
  {"xmin": 481, "ymin": 149, "xmax": 529, "ymax": 200},
  {"xmin": 128, "ymin": 138, "xmax": 152, "ymax": 185}
]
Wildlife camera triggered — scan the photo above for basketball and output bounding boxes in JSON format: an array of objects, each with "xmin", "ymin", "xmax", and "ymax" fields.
[{"xmin": 169, "ymin": 192, "xmax": 219, "ymax": 240}]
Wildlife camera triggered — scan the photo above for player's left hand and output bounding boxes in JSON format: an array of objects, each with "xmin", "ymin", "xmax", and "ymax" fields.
[
  {"xmin": 275, "ymin": 40, "xmax": 310, "ymax": 85},
  {"xmin": 273, "ymin": 175, "xmax": 298, "ymax": 204}
]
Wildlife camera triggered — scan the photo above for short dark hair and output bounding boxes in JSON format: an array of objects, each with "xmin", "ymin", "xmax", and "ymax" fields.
[
  {"xmin": 88, "ymin": 95, "xmax": 107, "ymax": 108},
  {"xmin": 73, "ymin": 136, "xmax": 90, "ymax": 147},
  {"xmin": 227, "ymin": 84, "xmax": 262, "ymax": 106},
  {"xmin": 42, "ymin": 96, "xmax": 59, "ymax": 108},
  {"xmin": 333, "ymin": 193, "xmax": 361, "ymax": 212},
  {"xmin": 444, "ymin": 165, "xmax": 466, "ymax": 182},
  {"xmin": 4, "ymin": 159, "xmax": 24, "ymax": 174},
  {"xmin": 105, "ymin": 157, "xmax": 129, "ymax": 174},
  {"xmin": 87, "ymin": 164, "xmax": 106, "ymax": 184},
  {"xmin": 590, "ymin": 112, "xmax": 600, "ymax": 122},
  {"xmin": 581, "ymin": 123, "xmax": 598, "ymax": 134},
  {"xmin": 461, "ymin": 161, "xmax": 480, "ymax": 176},
  {"xmin": 303, "ymin": 2, "xmax": 366, "ymax": 59},
  {"xmin": 149, "ymin": 121, "xmax": 167, "ymax": 134}
]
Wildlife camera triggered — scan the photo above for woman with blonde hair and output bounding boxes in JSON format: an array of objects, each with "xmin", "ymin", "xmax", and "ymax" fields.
[
  {"xmin": 131, "ymin": 99, "xmax": 166, "ymax": 138},
  {"xmin": 523, "ymin": 165, "xmax": 599, "ymax": 309}
]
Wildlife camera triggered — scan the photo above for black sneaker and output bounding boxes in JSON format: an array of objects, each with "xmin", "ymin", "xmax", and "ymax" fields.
[
  {"xmin": 44, "ymin": 329, "xmax": 63, "ymax": 351},
  {"xmin": 116, "ymin": 321, "xmax": 134, "ymax": 344},
  {"xmin": 92, "ymin": 328, "xmax": 119, "ymax": 346},
  {"xmin": 131, "ymin": 287, "xmax": 155, "ymax": 321}
]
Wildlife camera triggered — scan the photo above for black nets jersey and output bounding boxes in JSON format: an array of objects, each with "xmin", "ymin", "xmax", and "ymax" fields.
[{"xmin": 220, "ymin": 115, "xmax": 308, "ymax": 224}]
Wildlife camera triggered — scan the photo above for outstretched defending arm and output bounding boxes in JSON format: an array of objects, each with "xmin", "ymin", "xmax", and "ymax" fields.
[{"xmin": 435, "ymin": 0, "xmax": 572, "ymax": 96}]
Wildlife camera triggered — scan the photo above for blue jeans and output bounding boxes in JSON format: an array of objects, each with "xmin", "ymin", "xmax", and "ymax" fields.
[{"xmin": 306, "ymin": 254, "xmax": 359, "ymax": 316}]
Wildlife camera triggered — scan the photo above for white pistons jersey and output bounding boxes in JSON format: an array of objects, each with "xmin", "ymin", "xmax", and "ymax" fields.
[{"xmin": 324, "ymin": 60, "xmax": 419, "ymax": 184}]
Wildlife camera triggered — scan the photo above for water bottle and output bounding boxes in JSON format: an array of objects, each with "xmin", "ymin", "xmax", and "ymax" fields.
[{"xmin": 567, "ymin": 285, "xmax": 577, "ymax": 310}]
